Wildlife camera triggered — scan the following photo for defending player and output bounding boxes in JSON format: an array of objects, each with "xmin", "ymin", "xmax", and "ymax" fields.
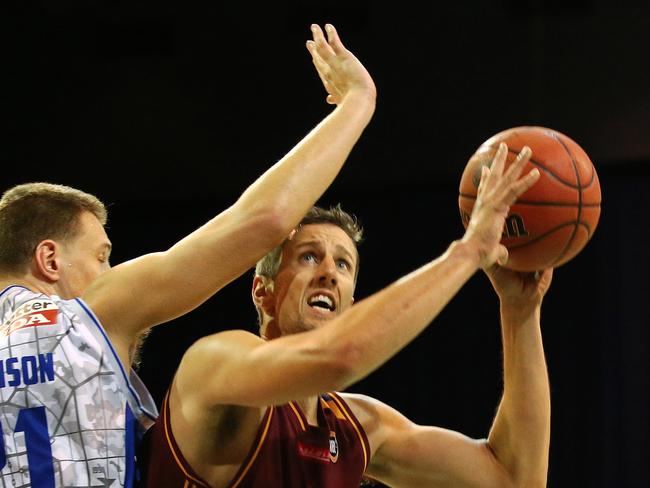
[
  {"xmin": 142, "ymin": 144, "xmax": 551, "ymax": 487},
  {"xmin": 0, "ymin": 23, "xmax": 375, "ymax": 487}
]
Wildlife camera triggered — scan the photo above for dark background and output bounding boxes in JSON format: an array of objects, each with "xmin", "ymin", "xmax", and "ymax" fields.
[{"xmin": 3, "ymin": 1, "xmax": 650, "ymax": 486}]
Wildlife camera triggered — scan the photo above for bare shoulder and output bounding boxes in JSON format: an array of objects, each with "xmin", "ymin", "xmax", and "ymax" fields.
[
  {"xmin": 171, "ymin": 329, "xmax": 267, "ymax": 410},
  {"xmin": 337, "ymin": 392, "xmax": 412, "ymax": 459},
  {"xmin": 187, "ymin": 329, "xmax": 264, "ymax": 354},
  {"xmin": 177, "ymin": 329, "xmax": 263, "ymax": 386},
  {"xmin": 338, "ymin": 392, "xmax": 410, "ymax": 424}
]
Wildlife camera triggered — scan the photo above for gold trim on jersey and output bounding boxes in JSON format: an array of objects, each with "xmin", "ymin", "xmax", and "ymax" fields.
[
  {"xmin": 162, "ymin": 391, "xmax": 211, "ymax": 488},
  {"xmin": 320, "ymin": 396, "xmax": 347, "ymax": 420},
  {"xmin": 329, "ymin": 393, "xmax": 369, "ymax": 470},
  {"xmin": 288, "ymin": 401, "xmax": 306, "ymax": 431},
  {"xmin": 230, "ymin": 406, "xmax": 275, "ymax": 488}
]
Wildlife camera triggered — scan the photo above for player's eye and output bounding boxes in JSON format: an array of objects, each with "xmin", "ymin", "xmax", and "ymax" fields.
[
  {"xmin": 300, "ymin": 252, "xmax": 317, "ymax": 264},
  {"xmin": 336, "ymin": 259, "xmax": 350, "ymax": 271}
]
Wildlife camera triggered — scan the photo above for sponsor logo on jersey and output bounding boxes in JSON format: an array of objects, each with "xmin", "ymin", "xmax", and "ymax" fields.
[
  {"xmin": 1, "ymin": 299, "xmax": 59, "ymax": 336},
  {"xmin": 297, "ymin": 429, "xmax": 335, "ymax": 464}
]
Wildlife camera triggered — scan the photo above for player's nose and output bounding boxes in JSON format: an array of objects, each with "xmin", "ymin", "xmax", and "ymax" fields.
[{"xmin": 316, "ymin": 255, "xmax": 337, "ymax": 286}]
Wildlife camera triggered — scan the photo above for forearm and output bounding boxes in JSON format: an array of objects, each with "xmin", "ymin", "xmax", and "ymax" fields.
[
  {"xmin": 488, "ymin": 305, "xmax": 550, "ymax": 487},
  {"xmin": 235, "ymin": 91, "xmax": 375, "ymax": 230},
  {"xmin": 163, "ymin": 92, "xmax": 376, "ymax": 282},
  {"xmin": 160, "ymin": 94, "xmax": 375, "ymax": 298},
  {"xmin": 320, "ymin": 240, "xmax": 480, "ymax": 389},
  {"xmin": 95, "ymin": 95, "xmax": 375, "ymax": 336}
]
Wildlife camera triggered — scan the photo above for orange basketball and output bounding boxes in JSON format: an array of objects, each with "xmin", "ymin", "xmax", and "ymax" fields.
[{"xmin": 458, "ymin": 126, "xmax": 601, "ymax": 271}]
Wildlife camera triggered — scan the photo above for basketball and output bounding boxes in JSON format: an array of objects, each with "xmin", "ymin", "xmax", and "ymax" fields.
[{"xmin": 458, "ymin": 126, "xmax": 601, "ymax": 271}]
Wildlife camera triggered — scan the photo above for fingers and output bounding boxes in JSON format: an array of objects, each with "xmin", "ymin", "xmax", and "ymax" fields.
[
  {"xmin": 507, "ymin": 167, "xmax": 540, "ymax": 203},
  {"xmin": 501, "ymin": 146, "xmax": 536, "ymax": 203},
  {"xmin": 478, "ymin": 142, "xmax": 508, "ymax": 194},
  {"xmin": 306, "ymin": 31, "xmax": 338, "ymax": 102},
  {"xmin": 489, "ymin": 142, "xmax": 508, "ymax": 180},
  {"xmin": 310, "ymin": 24, "xmax": 337, "ymax": 63},
  {"xmin": 306, "ymin": 40, "xmax": 327, "ymax": 73},
  {"xmin": 306, "ymin": 44, "xmax": 333, "ymax": 95},
  {"xmin": 503, "ymin": 145, "xmax": 532, "ymax": 181},
  {"xmin": 480, "ymin": 144, "xmax": 539, "ymax": 206},
  {"xmin": 476, "ymin": 165, "xmax": 490, "ymax": 197},
  {"xmin": 324, "ymin": 24, "xmax": 346, "ymax": 55},
  {"xmin": 304, "ymin": 23, "xmax": 375, "ymax": 106},
  {"xmin": 306, "ymin": 24, "xmax": 344, "ymax": 104}
]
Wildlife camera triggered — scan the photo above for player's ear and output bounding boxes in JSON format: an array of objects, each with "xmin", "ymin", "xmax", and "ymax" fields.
[
  {"xmin": 34, "ymin": 240, "xmax": 61, "ymax": 282},
  {"xmin": 252, "ymin": 275, "xmax": 276, "ymax": 317}
]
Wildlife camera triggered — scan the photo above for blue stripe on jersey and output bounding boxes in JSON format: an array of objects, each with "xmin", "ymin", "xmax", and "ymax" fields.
[
  {"xmin": 0, "ymin": 285, "xmax": 30, "ymax": 300},
  {"xmin": 73, "ymin": 298, "xmax": 158, "ymax": 421},
  {"xmin": 124, "ymin": 404, "xmax": 136, "ymax": 488}
]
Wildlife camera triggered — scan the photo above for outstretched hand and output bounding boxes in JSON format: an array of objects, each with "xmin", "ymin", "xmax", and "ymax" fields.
[
  {"xmin": 306, "ymin": 24, "xmax": 376, "ymax": 105},
  {"xmin": 485, "ymin": 265, "xmax": 553, "ymax": 309},
  {"xmin": 461, "ymin": 143, "xmax": 540, "ymax": 269}
]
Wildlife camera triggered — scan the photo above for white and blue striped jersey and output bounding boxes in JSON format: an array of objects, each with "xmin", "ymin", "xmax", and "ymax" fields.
[{"xmin": 0, "ymin": 285, "xmax": 158, "ymax": 487}]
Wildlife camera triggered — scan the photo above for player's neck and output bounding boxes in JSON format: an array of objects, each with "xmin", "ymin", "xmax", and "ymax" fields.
[
  {"xmin": 296, "ymin": 396, "xmax": 321, "ymax": 427},
  {"xmin": 0, "ymin": 275, "xmax": 58, "ymax": 297}
]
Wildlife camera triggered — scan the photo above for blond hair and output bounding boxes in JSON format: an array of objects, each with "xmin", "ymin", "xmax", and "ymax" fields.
[{"xmin": 0, "ymin": 182, "xmax": 107, "ymax": 273}]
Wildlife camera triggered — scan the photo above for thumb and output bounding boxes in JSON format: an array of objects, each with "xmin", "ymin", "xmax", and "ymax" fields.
[{"xmin": 495, "ymin": 245, "xmax": 509, "ymax": 267}]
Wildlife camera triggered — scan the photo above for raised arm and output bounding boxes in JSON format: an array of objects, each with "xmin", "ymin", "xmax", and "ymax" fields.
[
  {"xmin": 347, "ymin": 271, "xmax": 552, "ymax": 488},
  {"xmin": 348, "ymin": 394, "xmax": 515, "ymax": 488},
  {"xmin": 174, "ymin": 144, "xmax": 541, "ymax": 410},
  {"xmin": 83, "ymin": 24, "xmax": 376, "ymax": 356},
  {"xmin": 484, "ymin": 266, "xmax": 552, "ymax": 487}
]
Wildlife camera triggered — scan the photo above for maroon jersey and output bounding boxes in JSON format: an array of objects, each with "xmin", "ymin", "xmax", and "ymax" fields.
[{"xmin": 141, "ymin": 391, "xmax": 371, "ymax": 488}]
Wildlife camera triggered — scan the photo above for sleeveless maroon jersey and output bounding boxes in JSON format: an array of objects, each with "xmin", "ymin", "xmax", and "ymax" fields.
[{"xmin": 140, "ymin": 391, "xmax": 371, "ymax": 488}]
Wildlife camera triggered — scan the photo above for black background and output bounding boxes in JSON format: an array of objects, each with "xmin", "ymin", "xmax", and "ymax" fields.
[{"xmin": 3, "ymin": 1, "xmax": 650, "ymax": 486}]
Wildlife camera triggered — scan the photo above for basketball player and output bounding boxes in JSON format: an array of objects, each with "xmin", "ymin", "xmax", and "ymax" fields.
[
  {"xmin": 0, "ymin": 23, "xmax": 375, "ymax": 487},
  {"xmin": 141, "ymin": 142, "xmax": 551, "ymax": 487}
]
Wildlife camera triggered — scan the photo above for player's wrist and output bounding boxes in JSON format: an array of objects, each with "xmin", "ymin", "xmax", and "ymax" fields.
[
  {"xmin": 340, "ymin": 87, "xmax": 377, "ymax": 111},
  {"xmin": 500, "ymin": 300, "xmax": 542, "ymax": 324},
  {"xmin": 447, "ymin": 239, "xmax": 482, "ymax": 270}
]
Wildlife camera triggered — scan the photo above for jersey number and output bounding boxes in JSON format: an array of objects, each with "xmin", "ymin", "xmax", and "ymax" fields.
[{"xmin": 0, "ymin": 406, "xmax": 55, "ymax": 486}]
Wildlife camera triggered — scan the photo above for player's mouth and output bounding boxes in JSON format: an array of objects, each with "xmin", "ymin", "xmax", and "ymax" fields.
[{"xmin": 307, "ymin": 291, "xmax": 337, "ymax": 315}]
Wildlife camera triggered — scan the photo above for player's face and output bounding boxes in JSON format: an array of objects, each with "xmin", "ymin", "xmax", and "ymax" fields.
[
  {"xmin": 270, "ymin": 223, "xmax": 357, "ymax": 335},
  {"xmin": 57, "ymin": 211, "xmax": 112, "ymax": 299}
]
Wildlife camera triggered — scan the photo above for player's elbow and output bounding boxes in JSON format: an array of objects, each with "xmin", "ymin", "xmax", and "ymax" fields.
[
  {"xmin": 500, "ymin": 461, "xmax": 548, "ymax": 488},
  {"xmin": 245, "ymin": 204, "xmax": 294, "ymax": 248},
  {"xmin": 482, "ymin": 440, "xmax": 548, "ymax": 488}
]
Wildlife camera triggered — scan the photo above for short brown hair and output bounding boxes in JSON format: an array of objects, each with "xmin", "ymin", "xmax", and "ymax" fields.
[
  {"xmin": 255, "ymin": 204, "xmax": 364, "ymax": 280},
  {"xmin": 0, "ymin": 182, "xmax": 107, "ymax": 273}
]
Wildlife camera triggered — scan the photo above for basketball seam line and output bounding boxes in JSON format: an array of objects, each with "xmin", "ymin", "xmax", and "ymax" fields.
[
  {"xmin": 486, "ymin": 144, "xmax": 597, "ymax": 189},
  {"xmin": 505, "ymin": 221, "xmax": 592, "ymax": 250},
  {"xmin": 458, "ymin": 194, "xmax": 600, "ymax": 207},
  {"xmin": 550, "ymin": 134, "xmax": 584, "ymax": 266}
]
